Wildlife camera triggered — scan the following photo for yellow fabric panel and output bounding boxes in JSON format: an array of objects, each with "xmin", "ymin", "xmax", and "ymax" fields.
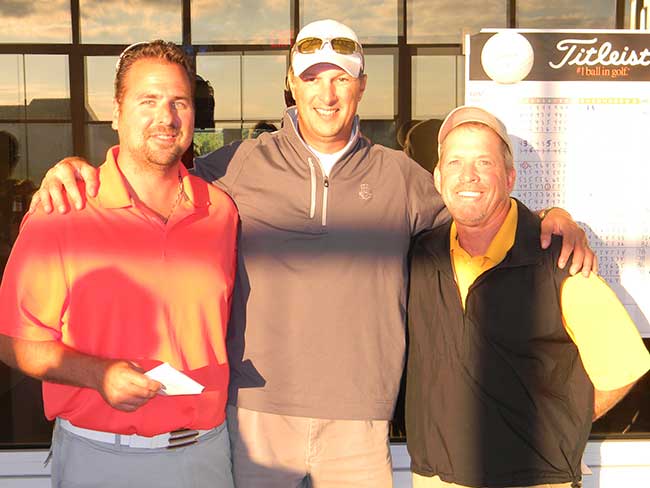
[{"xmin": 561, "ymin": 273, "xmax": 650, "ymax": 391}]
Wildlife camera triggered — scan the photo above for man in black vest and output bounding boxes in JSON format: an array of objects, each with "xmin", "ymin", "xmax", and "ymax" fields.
[{"xmin": 406, "ymin": 106, "xmax": 650, "ymax": 488}]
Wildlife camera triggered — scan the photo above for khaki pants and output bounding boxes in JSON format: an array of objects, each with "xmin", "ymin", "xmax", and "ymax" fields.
[
  {"xmin": 227, "ymin": 405, "xmax": 392, "ymax": 488},
  {"xmin": 412, "ymin": 473, "xmax": 578, "ymax": 488}
]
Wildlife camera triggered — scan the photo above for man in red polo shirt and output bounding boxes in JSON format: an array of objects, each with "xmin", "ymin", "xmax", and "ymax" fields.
[{"xmin": 0, "ymin": 41, "xmax": 237, "ymax": 487}]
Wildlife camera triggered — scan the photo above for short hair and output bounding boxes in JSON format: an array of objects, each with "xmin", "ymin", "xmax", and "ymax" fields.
[
  {"xmin": 114, "ymin": 40, "xmax": 194, "ymax": 104},
  {"xmin": 439, "ymin": 122, "xmax": 514, "ymax": 170}
]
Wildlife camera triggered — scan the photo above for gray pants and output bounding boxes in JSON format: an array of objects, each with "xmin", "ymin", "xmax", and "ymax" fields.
[{"xmin": 51, "ymin": 421, "xmax": 234, "ymax": 488}]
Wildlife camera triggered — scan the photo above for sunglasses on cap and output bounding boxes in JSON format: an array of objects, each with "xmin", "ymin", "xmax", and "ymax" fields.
[{"xmin": 294, "ymin": 37, "xmax": 362, "ymax": 56}]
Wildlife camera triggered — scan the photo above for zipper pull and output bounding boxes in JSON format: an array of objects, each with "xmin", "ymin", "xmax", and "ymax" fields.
[{"xmin": 324, "ymin": 177, "xmax": 329, "ymax": 188}]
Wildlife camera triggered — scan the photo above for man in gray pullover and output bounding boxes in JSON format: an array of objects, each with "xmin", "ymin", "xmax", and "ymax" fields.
[{"xmin": 31, "ymin": 20, "xmax": 593, "ymax": 488}]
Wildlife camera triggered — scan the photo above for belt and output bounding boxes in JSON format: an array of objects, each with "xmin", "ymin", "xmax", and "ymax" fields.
[{"xmin": 58, "ymin": 418, "xmax": 213, "ymax": 450}]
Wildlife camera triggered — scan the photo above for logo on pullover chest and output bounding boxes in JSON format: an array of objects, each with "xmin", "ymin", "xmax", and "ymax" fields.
[{"xmin": 358, "ymin": 183, "xmax": 373, "ymax": 201}]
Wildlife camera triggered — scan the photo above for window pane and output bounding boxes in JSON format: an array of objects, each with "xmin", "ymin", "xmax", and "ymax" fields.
[
  {"xmin": 24, "ymin": 123, "xmax": 73, "ymax": 184},
  {"xmin": 192, "ymin": 0, "xmax": 291, "ymax": 44},
  {"xmin": 193, "ymin": 122, "xmax": 281, "ymax": 157},
  {"xmin": 300, "ymin": 0, "xmax": 399, "ymax": 44},
  {"xmin": 197, "ymin": 53, "xmax": 287, "ymax": 122},
  {"xmin": 360, "ymin": 120, "xmax": 397, "ymax": 150},
  {"xmin": 0, "ymin": 56, "xmax": 70, "ymax": 121},
  {"xmin": 85, "ymin": 124, "xmax": 118, "ymax": 165},
  {"xmin": 196, "ymin": 55, "xmax": 242, "ymax": 121},
  {"xmin": 242, "ymin": 54, "xmax": 287, "ymax": 121},
  {"xmin": 1, "ymin": 0, "xmax": 71, "ymax": 43},
  {"xmin": 0, "ymin": 122, "xmax": 72, "ymax": 215},
  {"xmin": 0, "ymin": 56, "xmax": 25, "ymax": 120},
  {"xmin": 80, "ymin": 0, "xmax": 182, "ymax": 44},
  {"xmin": 0, "ymin": 366, "xmax": 52, "ymax": 447},
  {"xmin": 517, "ymin": 0, "xmax": 616, "ymax": 28},
  {"xmin": 407, "ymin": 0, "xmax": 506, "ymax": 44},
  {"xmin": 86, "ymin": 57, "xmax": 119, "ymax": 122},
  {"xmin": 0, "ymin": 124, "xmax": 29, "ymax": 182},
  {"xmin": 194, "ymin": 126, "xmax": 242, "ymax": 155},
  {"xmin": 25, "ymin": 56, "xmax": 70, "ymax": 120},
  {"xmin": 412, "ymin": 54, "xmax": 464, "ymax": 120},
  {"xmin": 359, "ymin": 52, "xmax": 396, "ymax": 120},
  {"xmin": 243, "ymin": 120, "xmax": 281, "ymax": 139}
]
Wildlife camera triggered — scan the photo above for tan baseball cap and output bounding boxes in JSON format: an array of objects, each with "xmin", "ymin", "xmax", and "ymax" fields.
[{"xmin": 437, "ymin": 105, "xmax": 513, "ymax": 158}]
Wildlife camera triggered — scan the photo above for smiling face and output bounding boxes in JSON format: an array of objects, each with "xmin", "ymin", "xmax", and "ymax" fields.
[
  {"xmin": 112, "ymin": 58, "xmax": 194, "ymax": 172},
  {"xmin": 435, "ymin": 123, "xmax": 515, "ymax": 229},
  {"xmin": 288, "ymin": 63, "xmax": 367, "ymax": 154}
]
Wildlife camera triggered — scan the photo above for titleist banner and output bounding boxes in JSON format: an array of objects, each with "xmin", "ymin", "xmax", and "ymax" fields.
[{"xmin": 469, "ymin": 31, "xmax": 650, "ymax": 82}]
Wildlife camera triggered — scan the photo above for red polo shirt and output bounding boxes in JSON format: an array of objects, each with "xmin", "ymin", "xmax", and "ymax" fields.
[{"xmin": 0, "ymin": 146, "xmax": 238, "ymax": 436}]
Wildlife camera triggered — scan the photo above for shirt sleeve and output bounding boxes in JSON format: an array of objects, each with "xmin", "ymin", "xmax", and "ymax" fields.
[
  {"xmin": 192, "ymin": 141, "xmax": 246, "ymax": 194},
  {"xmin": 0, "ymin": 212, "xmax": 68, "ymax": 342},
  {"xmin": 561, "ymin": 273, "xmax": 650, "ymax": 391},
  {"xmin": 399, "ymin": 153, "xmax": 450, "ymax": 237}
]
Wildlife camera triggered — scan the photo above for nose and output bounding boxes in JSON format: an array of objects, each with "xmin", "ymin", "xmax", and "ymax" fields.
[
  {"xmin": 460, "ymin": 163, "xmax": 479, "ymax": 182},
  {"xmin": 318, "ymin": 80, "xmax": 337, "ymax": 105},
  {"xmin": 155, "ymin": 102, "xmax": 177, "ymax": 126}
]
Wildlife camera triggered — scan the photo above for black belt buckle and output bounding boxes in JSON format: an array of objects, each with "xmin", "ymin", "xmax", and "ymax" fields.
[{"xmin": 167, "ymin": 429, "xmax": 199, "ymax": 449}]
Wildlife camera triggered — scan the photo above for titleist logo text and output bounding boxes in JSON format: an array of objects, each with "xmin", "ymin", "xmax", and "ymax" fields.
[{"xmin": 549, "ymin": 38, "xmax": 650, "ymax": 69}]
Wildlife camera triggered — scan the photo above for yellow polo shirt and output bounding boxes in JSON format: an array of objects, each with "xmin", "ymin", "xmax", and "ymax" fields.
[{"xmin": 450, "ymin": 199, "xmax": 650, "ymax": 391}]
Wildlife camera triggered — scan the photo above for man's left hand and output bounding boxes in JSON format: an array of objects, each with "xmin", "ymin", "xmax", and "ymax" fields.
[{"xmin": 540, "ymin": 207, "xmax": 597, "ymax": 276}]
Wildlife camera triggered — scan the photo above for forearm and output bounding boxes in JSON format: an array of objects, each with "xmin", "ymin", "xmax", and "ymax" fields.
[
  {"xmin": 593, "ymin": 382, "xmax": 636, "ymax": 420},
  {"xmin": 0, "ymin": 335, "xmax": 105, "ymax": 391}
]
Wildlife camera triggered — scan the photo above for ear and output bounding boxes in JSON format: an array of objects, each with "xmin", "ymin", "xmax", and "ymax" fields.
[
  {"xmin": 357, "ymin": 74, "xmax": 367, "ymax": 102},
  {"xmin": 287, "ymin": 73, "xmax": 297, "ymax": 99},
  {"xmin": 111, "ymin": 99, "xmax": 120, "ymax": 131},
  {"xmin": 506, "ymin": 166, "xmax": 516, "ymax": 193},
  {"xmin": 433, "ymin": 166, "xmax": 442, "ymax": 194}
]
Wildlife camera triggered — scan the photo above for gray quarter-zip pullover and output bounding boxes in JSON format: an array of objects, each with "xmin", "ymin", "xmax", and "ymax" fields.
[{"xmin": 194, "ymin": 108, "xmax": 447, "ymax": 420}]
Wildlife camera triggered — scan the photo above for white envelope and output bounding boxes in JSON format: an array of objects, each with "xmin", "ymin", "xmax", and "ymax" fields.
[{"xmin": 145, "ymin": 362, "xmax": 205, "ymax": 396}]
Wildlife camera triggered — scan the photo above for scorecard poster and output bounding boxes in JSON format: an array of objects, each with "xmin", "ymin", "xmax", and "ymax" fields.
[{"xmin": 465, "ymin": 30, "xmax": 650, "ymax": 335}]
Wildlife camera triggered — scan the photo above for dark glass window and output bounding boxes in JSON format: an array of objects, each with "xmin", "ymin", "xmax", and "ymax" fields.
[
  {"xmin": 196, "ymin": 53, "xmax": 288, "ymax": 123},
  {"xmin": 407, "ymin": 0, "xmax": 507, "ymax": 44},
  {"xmin": 300, "ymin": 0, "xmax": 399, "ymax": 44},
  {"xmin": 79, "ymin": 0, "xmax": 182, "ymax": 43},
  {"xmin": 360, "ymin": 51, "xmax": 397, "ymax": 121},
  {"xmin": 516, "ymin": 0, "xmax": 616, "ymax": 28},
  {"xmin": 0, "ymin": 53, "xmax": 72, "ymax": 447},
  {"xmin": 192, "ymin": 0, "xmax": 291, "ymax": 44},
  {"xmin": 1, "ymin": 1, "xmax": 72, "ymax": 44},
  {"xmin": 411, "ymin": 53, "xmax": 464, "ymax": 120}
]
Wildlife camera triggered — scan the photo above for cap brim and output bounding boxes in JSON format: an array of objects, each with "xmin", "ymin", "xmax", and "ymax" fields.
[{"xmin": 292, "ymin": 50, "xmax": 363, "ymax": 78}]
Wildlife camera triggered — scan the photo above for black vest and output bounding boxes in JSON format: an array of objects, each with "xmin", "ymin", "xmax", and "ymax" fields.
[{"xmin": 406, "ymin": 200, "xmax": 593, "ymax": 487}]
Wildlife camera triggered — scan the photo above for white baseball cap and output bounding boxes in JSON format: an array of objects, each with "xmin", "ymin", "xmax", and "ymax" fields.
[{"xmin": 291, "ymin": 19, "xmax": 364, "ymax": 78}]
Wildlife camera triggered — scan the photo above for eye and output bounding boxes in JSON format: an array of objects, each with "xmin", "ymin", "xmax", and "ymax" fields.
[
  {"xmin": 174, "ymin": 100, "xmax": 189, "ymax": 110},
  {"xmin": 140, "ymin": 99, "xmax": 156, "ymax": 106},
  {"xmin": 445, "ymin": 159, "xmax": 460, "ymax": 166},
  {"xmin": 478, "ymin": 159, "xmax": 493, "ymax": 167}
]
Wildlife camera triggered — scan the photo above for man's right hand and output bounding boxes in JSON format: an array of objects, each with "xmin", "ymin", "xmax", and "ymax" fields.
[
  {"xmin": 97, "ymin": 359, "xmax": 163, "ymax": 412},
  {"xmin": 30, "ymin": 157, "xmax": 99, "ymax": 214}
]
